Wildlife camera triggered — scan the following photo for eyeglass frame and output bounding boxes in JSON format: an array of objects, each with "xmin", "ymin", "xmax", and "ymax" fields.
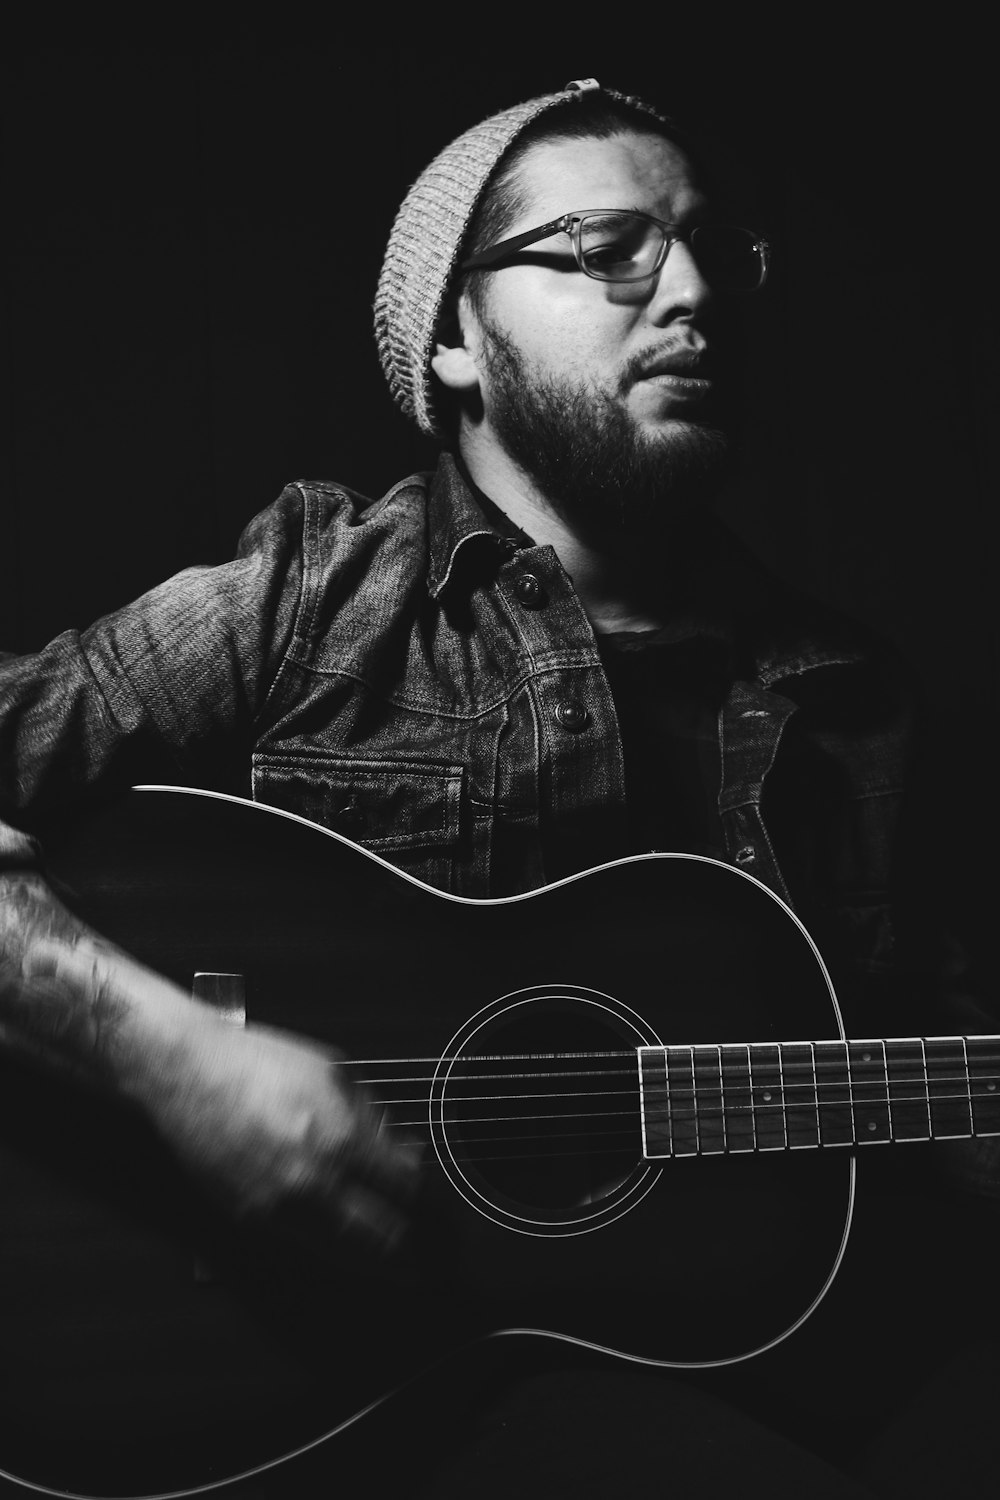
[{"xmin": 459, "ymin": 209, "xmax": 771, "ymax": 290}]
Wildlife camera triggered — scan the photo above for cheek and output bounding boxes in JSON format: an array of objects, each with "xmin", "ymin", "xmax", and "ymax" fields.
[
  {"xmin": 517, "ymin": 309, "xmax": 625, "ymax": 388},
  {"xmin": 480, "ymin": 272, "xmax": 638, "ymax": 394},
  {"xmin": 497, "ymin": 272, "xmax": 600, "ymax": 340}
]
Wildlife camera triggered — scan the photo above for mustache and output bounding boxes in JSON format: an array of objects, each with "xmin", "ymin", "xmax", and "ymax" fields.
[{"xmin": 619, "ymin": 340, "xmax": 713, "ymax": 390}]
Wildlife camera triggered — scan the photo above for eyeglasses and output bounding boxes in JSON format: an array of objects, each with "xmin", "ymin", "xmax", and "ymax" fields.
[{"xmin": 460, "ymin": 210, "xmax": 770, "ymax": 293}]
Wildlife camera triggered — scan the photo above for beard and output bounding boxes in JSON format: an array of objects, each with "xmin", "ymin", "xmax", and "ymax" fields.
[{"xmin": 477, "ymin": 318, "xmax": 735, "ymax": 542}]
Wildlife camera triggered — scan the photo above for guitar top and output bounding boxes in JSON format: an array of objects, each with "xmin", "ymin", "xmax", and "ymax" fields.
[{"xmin": 0, "ymin": 786, "xmax": 943, "ymax": 1497}]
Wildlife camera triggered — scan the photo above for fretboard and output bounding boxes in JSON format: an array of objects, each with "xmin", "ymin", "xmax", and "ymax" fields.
[{"xmin": 637, "ymin": 1037, "xmax": 1000, "ymax": 1158}]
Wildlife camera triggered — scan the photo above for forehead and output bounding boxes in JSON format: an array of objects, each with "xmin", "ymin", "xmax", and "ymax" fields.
[{"xmin": 510, "ymin": 131, "xmax": 706, "ymax": 227}]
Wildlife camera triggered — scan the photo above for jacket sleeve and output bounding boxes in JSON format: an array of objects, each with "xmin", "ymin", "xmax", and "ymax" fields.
[{"xmin": 0, "ymin": 485, "xmax": 307, "ymax": 851}]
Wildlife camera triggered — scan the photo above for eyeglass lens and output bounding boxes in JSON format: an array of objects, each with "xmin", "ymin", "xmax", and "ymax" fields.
[{"xmin": 578, "ymin": 214, "xmax": 764, "ymax": 291}]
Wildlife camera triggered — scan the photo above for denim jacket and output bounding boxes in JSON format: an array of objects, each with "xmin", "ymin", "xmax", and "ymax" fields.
[{"xmin": 0, "ymin": 454, "xmax": 913, "ymax": 1005}]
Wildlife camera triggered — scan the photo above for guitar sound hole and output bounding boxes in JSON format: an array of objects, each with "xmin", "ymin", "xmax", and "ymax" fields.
[{"xmin": 442, "ymin": 1003, "xmax": 643, "ymax": 1213}]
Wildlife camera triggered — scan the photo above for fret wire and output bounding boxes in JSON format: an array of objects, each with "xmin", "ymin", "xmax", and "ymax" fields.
[
  {"xmin": 697, "ymin": 1045, "xmax": 725, "ymax": 1156},
  {"xmin": 637, "ymin": 1045, "xmax": 648, "ymax": 1157},
  {"xmin": 782, "ymin": 1043, "xmax": 818, "ymax": 1147},
  {"xmin": 747, "ymin": 1043, "xmax": 782, "ymax": 1150},
  {"xmin": 667, "ymin": 1047, "xmax": 700, "ymax": 1157},
  {"xmin": 718, "ymin": 1045, "xmax": 727, "ymax": 1154},
  {"xmin": 719, "ymin": 1044, "xmax": 754, "ymax": 1153},
  {"xmin": 884, "ymin": 1037, "xmax": 930, "ymax": 1141},
  {"xmin": 814, "ymin": 1040, "xmax": 852, "ymax": 1147},
  {"xmin": 695, "ymin": 1050, "xmax": 704, "ymax": 1152},
  {"xmin": 747, "ymin": 1045, "xmax": 757, "ymax": 1150},
  {"xmin": 846, "ymin": 1040, "xmax": 857, "ymax": 1143},
  {"xmin": 638, "ymin": 1046, "xmax": 671, "ymax": 1160},
  {"xmin": 925, "ymin": 1036, "xmax": 975, "ymax": 1138},
  {"xmin": 967, "ymin": 1036, "xmax": 1000, "ymax": 1135}
]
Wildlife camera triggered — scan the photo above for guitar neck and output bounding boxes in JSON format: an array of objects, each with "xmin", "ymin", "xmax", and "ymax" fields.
[{"xmin": 638, "ymin": 1036, "xmax": 1000, "ymax": 1158}]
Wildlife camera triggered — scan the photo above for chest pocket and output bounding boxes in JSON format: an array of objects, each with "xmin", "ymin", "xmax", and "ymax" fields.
[{"xmin": 251, "ymin": 751, "xmax": 464, "ymax": 890}]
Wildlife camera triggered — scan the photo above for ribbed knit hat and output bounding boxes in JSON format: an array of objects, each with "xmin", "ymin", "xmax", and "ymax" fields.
[{"xmin": 373, "ymin": 78, "xmax": 670, "ymax": 439}]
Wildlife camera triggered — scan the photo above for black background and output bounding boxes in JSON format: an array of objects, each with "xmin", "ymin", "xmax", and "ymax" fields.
[
  {"xmin": 2, "ymin": 21, "xmax": 996, "ymax": 908},
  {"xmin": 1, "ymin": 21, "xmax": 998, "ymax": 1496}
]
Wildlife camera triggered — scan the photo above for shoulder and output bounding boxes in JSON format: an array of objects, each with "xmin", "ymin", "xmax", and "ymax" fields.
[
  {"xmin": 235, "ymin": 473, "xmax": 433, "ymax": 560},
  {"xmin": 280, "ymin": 473, "xmax": 432, "ymax": 532},
  {"xmin": 712, "ymin": 521, "xmax": 908, "ymax": 689}
]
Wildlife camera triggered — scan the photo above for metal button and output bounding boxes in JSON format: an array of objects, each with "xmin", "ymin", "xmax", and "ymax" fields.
[
  {"xmin": 512, "ymin": 572, "xmax": 546, "ymax": 608},
  {"xmin": 554, "ymin": 699, "xmax": 590, "ymax": 732},
  {"xmin": 334, "ymin": 802, "xmax": 367, "ymax": 837},
  {"xmin": 735, "ymin": 845, "xmax": 756, "ymax": 866}
]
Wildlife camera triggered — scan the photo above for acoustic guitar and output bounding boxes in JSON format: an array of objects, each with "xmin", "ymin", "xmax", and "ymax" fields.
[{"xmin": 1, "ymin": 786, "xmax": 996, "ymax": 1498}]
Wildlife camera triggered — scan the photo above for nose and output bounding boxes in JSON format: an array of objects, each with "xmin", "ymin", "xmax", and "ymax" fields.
[{"xmin": 646, "ymin": 237, "xmax": 713, "ymax": 324}]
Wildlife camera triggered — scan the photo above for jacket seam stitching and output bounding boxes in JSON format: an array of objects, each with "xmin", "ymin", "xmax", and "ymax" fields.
[
  {"xmin": 253, "ymin": 485, "xmax": 317, "ymax": 731},
  {"xmin": 274, "ymin": 659, "xmax": 603, "ymax": 720}
]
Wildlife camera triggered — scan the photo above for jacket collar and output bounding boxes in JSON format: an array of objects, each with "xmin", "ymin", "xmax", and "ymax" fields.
[
  {"xmin": 426, "ymin": 452, "xmax": 523, "ymax": 599},
  {"xmin": 425, "ymin": 452, "xmax": 868, "ymax": 686}
]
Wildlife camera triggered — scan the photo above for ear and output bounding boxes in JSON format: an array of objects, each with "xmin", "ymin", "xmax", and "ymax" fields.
[
  {"xmin": 431, "ymin": 341, "xmax": 480, "ymax": 391},
  {"xmin": 431, "ymin": 292, "xmax": 482, "ymax": 393}
]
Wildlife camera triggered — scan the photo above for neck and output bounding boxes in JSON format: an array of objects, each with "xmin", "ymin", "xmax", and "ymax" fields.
[
  {"xmin": 458, "ymin": 429, "xmax": 674, "ymax": 635},
  {"xmin": 639, "ymin": 1035, "xmax": 1000, "ymax": 1158}
]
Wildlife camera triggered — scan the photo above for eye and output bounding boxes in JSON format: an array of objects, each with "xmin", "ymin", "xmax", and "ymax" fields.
[
  {"xmin": 584, "ymin": 242, "xmax": 642, "ymax": 273},
  {"xmin": 578, "ymin": 214, "xmax": 658, "ymax": 280}
]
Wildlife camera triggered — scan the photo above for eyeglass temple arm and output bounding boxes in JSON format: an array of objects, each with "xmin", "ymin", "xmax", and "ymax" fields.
[{"xmin": 460, "ymin": 214, "xmax": 571, "ymax": 271}]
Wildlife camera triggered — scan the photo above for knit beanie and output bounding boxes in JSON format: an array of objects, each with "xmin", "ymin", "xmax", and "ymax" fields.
[{"xmin": 373, "ymin": 78, "xmax": 670, "ymax": 439}]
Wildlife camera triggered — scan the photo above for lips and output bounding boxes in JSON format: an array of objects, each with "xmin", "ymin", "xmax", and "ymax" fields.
[
  {"xmin": 636, "ymin": 344, "xmax": 711, "ymax": 380},
  {"xmin": 631, "ymin": 344, "xmax": 715, "ymax": 408},
  {"xmin": 643, "ymin": 370, "xmax": 712, "ymax": 391}
]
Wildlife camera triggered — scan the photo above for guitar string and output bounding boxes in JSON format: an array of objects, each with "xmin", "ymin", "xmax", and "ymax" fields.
[
  {"xmin": 368, "ymin": 1085, "xmax": 644, "ymax": 1105},
  {"xmin": 368, "ymin": 1110, "xmax": 982, "ymax": 1166},
  {"xmin": 341, "ymin": 1045, "xmax": 1000, "ymax": 1067},
  {"xmin": 346, "ymin": 1056, "xmax": 1000, "ymax": 1088},
  {"xmin": 360, "ymin": 1069, "xmax": 1000, "ymax": 1105},
  {"xmin": 355, "ymin": 1073, "xmax": 1000, "ymax": 1101},
  {"xmin": 377, "ymin": 1126, "xmax": 975, "ymax": 1165},
  {"xmin": 345, "ymin": 1051, "xmax": 1000, "ymax": 1138},
  {"xmin": 370, "ymin": 1117, "xmax": 990, "ymax": 1167},
  {"xmin": 372, "ymin": 1085, "xmax": 997, "ymax": 1138},
  {"xmin": 440, "ymin": 1142, "xmax": 641, "ymax": 1165}
]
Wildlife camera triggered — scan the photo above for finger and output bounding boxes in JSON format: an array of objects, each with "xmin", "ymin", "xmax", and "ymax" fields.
[{"xmin": 332, "ymin": 1074, "xmax": 423, "ymax": 1204}]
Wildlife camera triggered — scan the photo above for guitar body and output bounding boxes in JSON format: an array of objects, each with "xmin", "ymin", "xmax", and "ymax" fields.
[{"xmin": 0, "ymin": 789, "xmax": 853, "ymax": 1497}]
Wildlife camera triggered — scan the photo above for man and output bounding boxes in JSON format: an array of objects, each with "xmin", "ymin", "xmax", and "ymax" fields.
[{"xmin": 0, "ymin": 78, "xmax": 990, "ymax": 1496}]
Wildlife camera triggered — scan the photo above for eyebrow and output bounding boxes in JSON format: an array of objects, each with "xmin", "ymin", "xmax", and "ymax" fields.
[
  {"xmin": 583, "ymin": 201, "xmax": 708, "ymax": 226},
  {"xmin": 583, "ymin": 207, "xmax": 644, "ymax": 224}
]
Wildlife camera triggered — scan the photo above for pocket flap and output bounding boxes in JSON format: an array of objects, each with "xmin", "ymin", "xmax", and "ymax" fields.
[{"xmin": 251, "ymin": 752, "xmax": 463, "ymax": 852}]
